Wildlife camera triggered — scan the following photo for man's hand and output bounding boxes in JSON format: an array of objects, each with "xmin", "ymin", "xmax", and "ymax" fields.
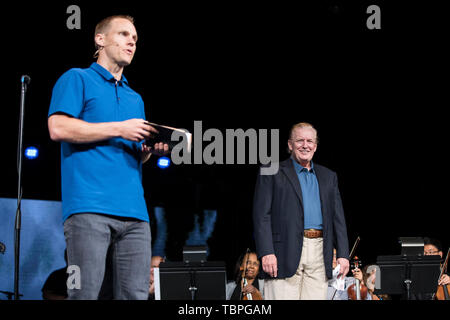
[
  {"xmin": 141, "ymin": 142, "xmax": 169, "ymax": 163},
  {"xmin": 262, "ymin": 254, "xmax": 278, "ymax": 278},
  {"xmin": 119, "ymin": 119, "xmax": 158, "ymax": 142},
  {"xmin": 336, "ymin": 258, "xmax": 349, "ymax": 279}
]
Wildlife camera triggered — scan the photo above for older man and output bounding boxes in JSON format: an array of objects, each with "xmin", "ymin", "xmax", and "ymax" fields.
[
  {"xmin": 48, "ymin": 15, "xmax": 167, "ymax": 299},
  {"xmin": 253, "ymin": 122, "xmax": 350, "ymax": 299}
]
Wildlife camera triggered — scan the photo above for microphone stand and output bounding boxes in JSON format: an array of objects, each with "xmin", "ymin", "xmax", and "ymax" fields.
[{"xmin": 14, "ymin": 75, "xmax": 30, "ymax": 300}]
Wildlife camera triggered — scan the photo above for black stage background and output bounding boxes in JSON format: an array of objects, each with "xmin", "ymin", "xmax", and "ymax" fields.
[{"xmin": 1, "ymin": 0, "xmax": 448, "ymax": 282}]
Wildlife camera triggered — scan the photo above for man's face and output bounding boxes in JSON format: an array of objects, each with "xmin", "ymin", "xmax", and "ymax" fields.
[
  {"xmin": 288, "ymin": 127, "xmax": 318, "ymax": 165},
  {"xmin": 97, "ymin": 18, "xmax": 137, "ymax": 67}
]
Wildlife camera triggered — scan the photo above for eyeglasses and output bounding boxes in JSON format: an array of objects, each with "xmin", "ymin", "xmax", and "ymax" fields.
[
  {"xmin": 291, "ymin": 139, "xmax": 316, "ymax": 146},
  {"xmin": 424, "ymin": 250, "xmax": 440, "ymax": 255}
]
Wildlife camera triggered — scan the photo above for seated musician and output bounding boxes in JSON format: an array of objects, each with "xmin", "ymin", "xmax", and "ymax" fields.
[
  {"xmin": 362, "ymin": 264, "xmax": 390, "ymax": 300},
  {"xmin": 403, "ymin": 237, "xmax": 449, "ymax": 300},
  {"xmin": 148, "ymin": 255, "xmax": 166, "ymax": 300},
  {"xmin": 327, "ymin": 249, "xmax": 372, "ymax": 300},
  {"xmin": 42, "ymin": 250, "xmax": 69, "ymax": 300},
  {"xmin": 424, "ymin": 237, "xmax": 449, "ymax": 287},
  {"xmin": 226, "ymin": 250, "xmax": 264, "ymax": 300}
]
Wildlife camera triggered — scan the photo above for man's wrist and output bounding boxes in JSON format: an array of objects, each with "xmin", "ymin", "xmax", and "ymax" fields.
[{"xmin": 111, "ymin": 121, "xmax": 123, "ymax": 139}]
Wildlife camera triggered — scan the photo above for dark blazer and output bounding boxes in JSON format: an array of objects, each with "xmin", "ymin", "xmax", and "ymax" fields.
[{"xmin": 252, "ymin": 157, "xmax": 349, "ymax": 280}]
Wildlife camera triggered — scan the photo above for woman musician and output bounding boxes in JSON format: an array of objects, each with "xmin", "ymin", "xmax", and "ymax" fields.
[
  {"xmin": 327, "ymin": 248, "xmax": 372, "ymax": 300},
  {"xmin": 226, "ymin": 250, "xmax": 264, "ymax": 300}
]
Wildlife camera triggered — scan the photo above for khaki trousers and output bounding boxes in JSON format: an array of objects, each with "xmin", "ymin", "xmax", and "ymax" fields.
[{"xmin": 264, "ymin": 237, "xmax": 328, "ymax": 300}]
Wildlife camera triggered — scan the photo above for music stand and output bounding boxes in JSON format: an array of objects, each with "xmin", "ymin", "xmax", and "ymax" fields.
[
  {"xmin": 399, "ymin": 237, "xmax": 424, "ymax": 256},
  {"xmin": 376, "ymin": 255, "xmax": 441, "ymax": 299},
  {"xmin": 154, "ymin": 261, "xmax": 226, "ymax": 300},
  {"xmin": 183, "ymin": 246, "xmax": 207, "ymax": 263}
]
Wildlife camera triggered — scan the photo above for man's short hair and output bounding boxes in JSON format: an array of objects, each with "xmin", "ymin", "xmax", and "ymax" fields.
[
  {"xmin": 94, "ymin": 15, "xmax": 135, "ymax": 49},
  {"xmin": 289, "ymin": 122, "xmax": 319, "ymax": 143},
  {"xmin": 287, "ymin": 122, "xmax": 319, "ymax": 155}
]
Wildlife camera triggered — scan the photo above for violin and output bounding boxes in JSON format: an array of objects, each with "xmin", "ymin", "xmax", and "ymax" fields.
[
  {"xmin": 345, "ymin": 237, "xmax": 368, "ymax": 300},
  {"xmin": 241, "ymin": 277, "xmax": 263, "ymax": 300},
  {"xmin": 434, "ymin": 248, "xmax": 449, "ymax": 300},
  {"xmin": 242, "ymin": 277, "xmax": 252, "ymax": 300},
  {"xmin": 347, "ymin": 255, "xmax": 368, "ymax": 300},
  {"xmin": 240, "ymin": 250, "xmax": 263, "ymax": 301}
]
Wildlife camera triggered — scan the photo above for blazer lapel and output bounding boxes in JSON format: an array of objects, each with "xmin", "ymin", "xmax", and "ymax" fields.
[{"xmin": 280, "ymin": 159, "xmax": 303, "ymax": 205}]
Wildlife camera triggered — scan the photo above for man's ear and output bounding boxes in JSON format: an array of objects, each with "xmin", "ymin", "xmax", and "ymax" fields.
[
  {"xmin": 287, "ymin": 140, "xmax": 293, "ymax": 153},
  {"xmin": 94, "ymin": 33, "xmax": 105, "ymax": 48}
]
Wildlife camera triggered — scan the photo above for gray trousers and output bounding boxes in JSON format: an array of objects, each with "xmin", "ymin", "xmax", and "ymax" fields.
[{"xmin": 64, "ymin": 213, "xmax": 151, "ymax": 300}]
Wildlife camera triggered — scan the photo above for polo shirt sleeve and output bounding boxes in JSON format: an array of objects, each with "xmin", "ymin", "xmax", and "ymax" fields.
[{"xmin": 48, "ymin": 69, "xmax": 85, "ymax": 118}]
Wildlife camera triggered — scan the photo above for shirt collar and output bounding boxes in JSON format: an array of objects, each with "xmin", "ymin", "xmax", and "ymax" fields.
[
  {"xmin": 90, "ymin": 62, "xmax": 128, "ymax": 85},
  {"xmin": 291, "ymin": 156, "xmax": 315, "ymax": 173}
]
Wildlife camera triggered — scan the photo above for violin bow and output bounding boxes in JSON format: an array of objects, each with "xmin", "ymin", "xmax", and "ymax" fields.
[
  {"xmin": 441, "ymin": 248, "xmax": 449, "ymax": 276},
  {"xmin": 432, "ymin": 248, "xmax": 449, "ymax": 300},
  {"xmin": 349, "ymin": 236, "xmax": 360, "ymax": 259},
  {"xmin": 331, "ymin": 236, "xmax": 360, "ymax": 300},
  {"xmin": 240, "ymin": 248, "xmax": 251, "ymax": 300}
]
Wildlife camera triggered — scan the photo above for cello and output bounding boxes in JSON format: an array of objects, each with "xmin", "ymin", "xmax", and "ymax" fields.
[{"xmin": 434, "ymin": 248, "xmax": 449, "ymax": 300}]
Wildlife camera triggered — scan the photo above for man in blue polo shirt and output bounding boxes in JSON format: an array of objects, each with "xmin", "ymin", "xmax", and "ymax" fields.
[{"xmin": 48, "ymin": 15, "xmax": 168, "ymax": 299}]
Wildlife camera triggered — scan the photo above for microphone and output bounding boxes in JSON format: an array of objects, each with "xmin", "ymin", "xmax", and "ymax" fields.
[
  {"xmin": 21, "ymin": 75, "xmax": 31, "ymax": 85},
  {"xmin": 16, "ymin": 74, "xmax": 31, "ymax": 300}
]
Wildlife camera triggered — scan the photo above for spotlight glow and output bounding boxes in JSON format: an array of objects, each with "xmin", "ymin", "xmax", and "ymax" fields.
[
  {"xmin": 25, "ymin": 147, "xmax": 39, "ymax": 159},
  {"xmin": 157, "ymin": 157, "xmax": 170, "ymax": 169}
]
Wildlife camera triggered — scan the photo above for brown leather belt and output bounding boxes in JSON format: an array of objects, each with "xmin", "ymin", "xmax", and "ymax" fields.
[{"xmin": 304, "ymin": 229, "xmax": 323, "ymax": 238}]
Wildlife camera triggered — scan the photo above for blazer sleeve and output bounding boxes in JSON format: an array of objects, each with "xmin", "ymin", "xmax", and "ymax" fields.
[
  {"xmin": 252, "ymin": 166, "xmax": 275, "ymax": 258},
  {"xmin": 332, "ymin": 172, "xmax": 350, "ymax": 259}
]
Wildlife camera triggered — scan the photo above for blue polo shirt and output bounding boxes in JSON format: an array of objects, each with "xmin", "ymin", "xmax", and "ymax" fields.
[
  {"xmin": 292, "ymin": 157, "xmax": 323, "ymax": 230},
  {"xmin": 48, "ymin": 63, "xmax": 149, "ymax": 222}
]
